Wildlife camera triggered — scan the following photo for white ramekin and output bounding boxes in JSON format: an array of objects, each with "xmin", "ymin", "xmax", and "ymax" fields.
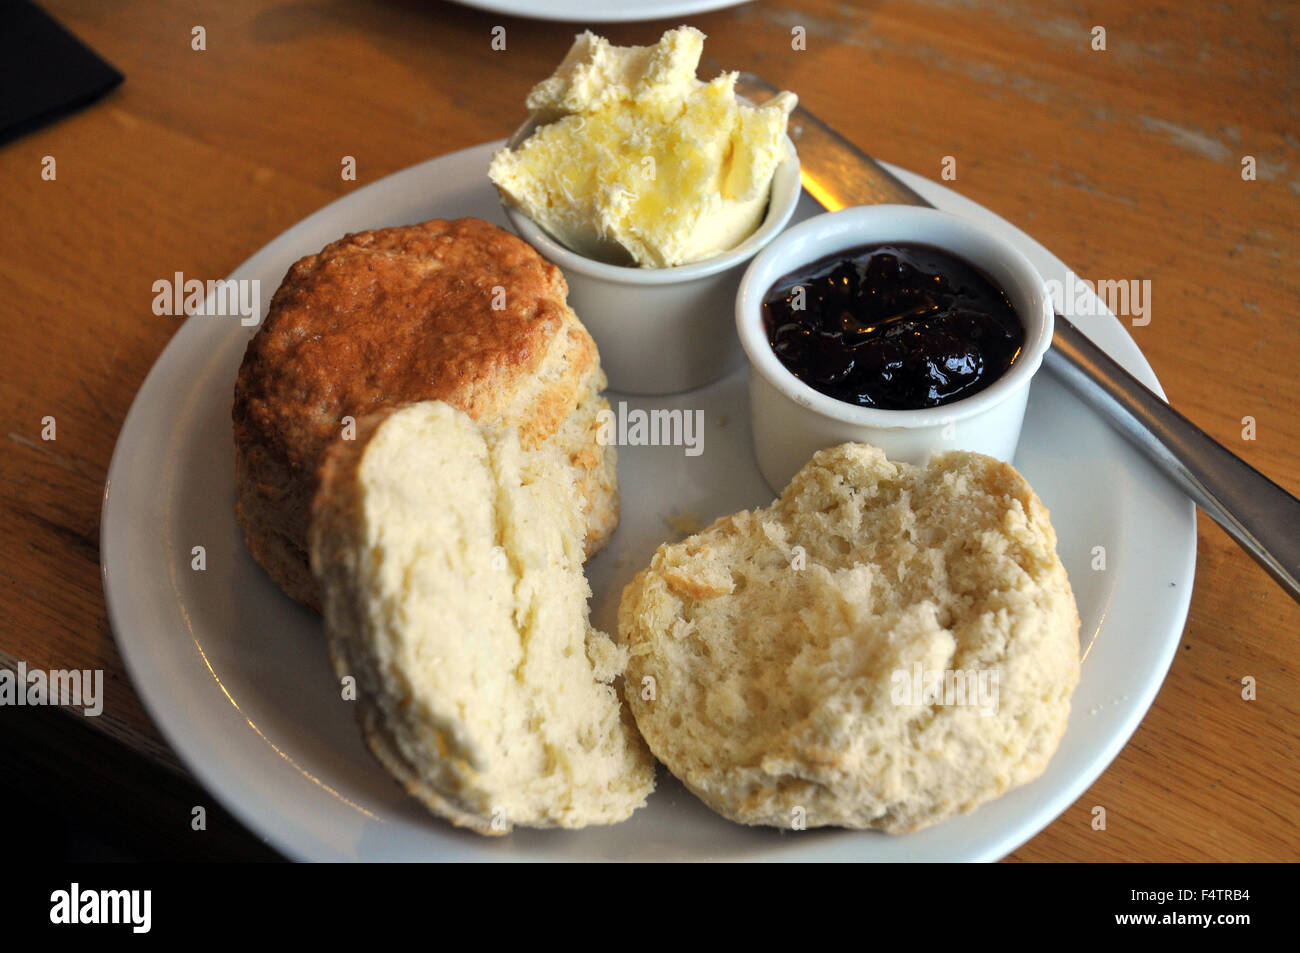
[
  {"xmin": 499, "ymin": 119, "xmax": 801, "ymax": 395},
  {"xmin": 736, "ymin": 205, "xmax": 1053, "ymax": 491}
]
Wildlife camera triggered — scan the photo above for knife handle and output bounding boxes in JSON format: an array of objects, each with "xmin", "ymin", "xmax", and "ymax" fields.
[{"xmin": 1048, "ymin": 316, "xmax": 1300, "ymax": 601}]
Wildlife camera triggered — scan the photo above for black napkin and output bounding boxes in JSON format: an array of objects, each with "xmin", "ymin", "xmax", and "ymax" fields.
[{"xmin": 0, "ymin": 0, "xmax": 124, "ymax": 145}]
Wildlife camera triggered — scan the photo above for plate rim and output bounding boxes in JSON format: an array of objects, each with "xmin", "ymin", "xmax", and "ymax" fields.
[{"xmin": 445, "ymin": 0, "xmax": 754, "ymax": 24}]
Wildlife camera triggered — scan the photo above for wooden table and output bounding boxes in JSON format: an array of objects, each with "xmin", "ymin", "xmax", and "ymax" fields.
[{"xmin": 2, "ymin": 0, "xmax": 1296, "ymax": 861}]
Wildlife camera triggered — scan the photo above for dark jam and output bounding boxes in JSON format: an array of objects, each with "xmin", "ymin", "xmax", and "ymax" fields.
[{"xmin": 761, "ymin": 243, "xmax": 1023, "ymax": 410}]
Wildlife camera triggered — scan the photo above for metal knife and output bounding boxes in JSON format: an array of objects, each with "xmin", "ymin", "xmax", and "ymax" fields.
[{"xmin": 735, "ymin": 72, "xmax": 1300, "ymax": 603}]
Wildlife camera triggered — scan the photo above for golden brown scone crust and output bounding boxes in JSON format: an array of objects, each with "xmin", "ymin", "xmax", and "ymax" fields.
[{"xmin": 233, "ymin": 217, "xmax": 615, "ymax": 611}]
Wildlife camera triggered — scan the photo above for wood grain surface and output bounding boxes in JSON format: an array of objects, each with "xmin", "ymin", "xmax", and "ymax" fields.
[{"xmin": 1, "ymin": 0, "xmax": 1295, "ymax": 861}]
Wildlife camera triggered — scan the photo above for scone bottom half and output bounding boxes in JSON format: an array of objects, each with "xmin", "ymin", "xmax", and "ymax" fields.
[
  {"xmin": 232, "ymin": 216, "xmax": 617, "ymax": 614},
  {"xmin": 309, "ymin": 401, "xmax": 654, "ymax": 835},
  {"xmin": 618, "ymin": 442, "xmax": 1082, "ymax": 835}
]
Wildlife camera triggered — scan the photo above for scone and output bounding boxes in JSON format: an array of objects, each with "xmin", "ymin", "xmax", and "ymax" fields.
[
  {"xmin": 619, "ymin": 444, "xmax": 1081, "ymax": 834},
  {"xmin": 233, "ymin": 217, "xmax": 618, "ymax": 611},
  {"xmin": 310, "ymin": 401, "xmax": 654, "ymax": 834}
]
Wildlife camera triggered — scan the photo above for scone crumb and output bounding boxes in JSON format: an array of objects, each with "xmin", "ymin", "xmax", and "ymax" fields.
[{"xmin": 587, "ymin": 631, "xmax": 630, "ymax": 683}]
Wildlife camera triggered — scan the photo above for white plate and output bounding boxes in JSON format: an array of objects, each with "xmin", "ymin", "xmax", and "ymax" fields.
[
  {"xmin": 101, "ymin": 141, "xmax": 1196, "ymax": 861},
  {"xmin": 447, "ymin": 0, "xmax": 752, "ymax": 23}
]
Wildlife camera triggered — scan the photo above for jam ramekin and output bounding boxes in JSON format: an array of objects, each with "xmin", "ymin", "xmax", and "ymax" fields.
[{"xmin": 735, "ymin": 205, "xmax": 1053, "ymax": 490}]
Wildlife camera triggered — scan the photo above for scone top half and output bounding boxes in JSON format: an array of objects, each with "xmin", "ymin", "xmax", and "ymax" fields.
[{"xmin": 233, "ymin": 218, "xmax": 612, "ymax": 611}]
